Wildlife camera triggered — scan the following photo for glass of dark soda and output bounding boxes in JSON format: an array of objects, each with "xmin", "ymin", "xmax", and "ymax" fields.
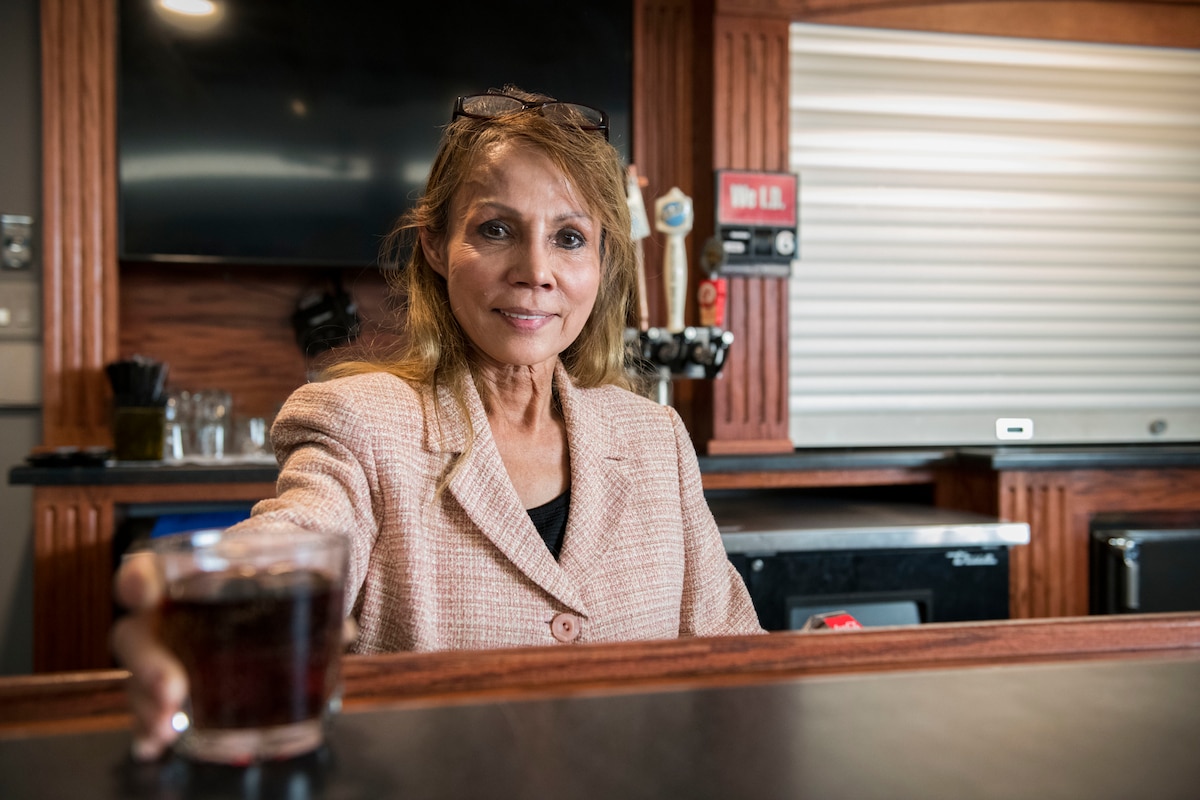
[{"xmin": 150, "ymin": 522, "xmax": 348, "ymax": 764}]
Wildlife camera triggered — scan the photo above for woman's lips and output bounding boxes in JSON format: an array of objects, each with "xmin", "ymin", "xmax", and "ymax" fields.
[{"xmin": 498, "ymin": 308, "xmax": 551, "ymax": 320}]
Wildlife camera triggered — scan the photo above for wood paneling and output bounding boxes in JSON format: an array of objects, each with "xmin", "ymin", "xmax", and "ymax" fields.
[
  {"xmin": 118, "ymin": 264, "xmax": 392, "ymax": 418},
  {"xmin": 39, "ymin": 0, "xmax": 118, "ymax": 447},
  {"xmin": 939, "ymin": 467, "xmax": 1200, "ymax": 619}
]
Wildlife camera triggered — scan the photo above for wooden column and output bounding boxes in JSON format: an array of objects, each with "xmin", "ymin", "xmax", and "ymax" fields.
[
  {"xmin": 700, "ymin": 12, "xmax": 794, "ymax": 455},
  {"xmin": 39, "ymin": 0, "xmax": 119, "ymax": 449}
]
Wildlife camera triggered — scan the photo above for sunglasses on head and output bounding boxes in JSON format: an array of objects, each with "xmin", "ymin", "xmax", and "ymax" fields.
[{"xmin": 452, "ymin": 92, "xmax": 609, "ymax": 141}]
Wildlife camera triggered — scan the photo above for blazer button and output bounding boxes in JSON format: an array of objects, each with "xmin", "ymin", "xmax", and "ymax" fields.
[{"xmin": 550, "ymin": 612, "xmax": 582, "ymax": 643}]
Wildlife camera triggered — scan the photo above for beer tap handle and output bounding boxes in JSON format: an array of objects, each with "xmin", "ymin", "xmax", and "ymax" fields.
[
  {"xmin": 626, "ymin": 166, "xmax": 652, "ymax": 331},
  {"xmin": 655, "ymin": 187, "xmax": 693, "ymax": 334}
]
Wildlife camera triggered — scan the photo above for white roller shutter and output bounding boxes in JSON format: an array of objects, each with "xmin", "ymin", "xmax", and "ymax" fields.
[{"xmin": 787, "ymin": 23, "xmax": 1200, "ymax": 447}]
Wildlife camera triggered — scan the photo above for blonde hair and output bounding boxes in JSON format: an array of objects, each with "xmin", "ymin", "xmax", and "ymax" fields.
[{"xmin": 324, "ymin": 88, "xmax": 637, "ymax": 471}]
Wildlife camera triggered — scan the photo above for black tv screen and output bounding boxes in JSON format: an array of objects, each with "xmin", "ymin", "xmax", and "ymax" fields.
[{"xmin": 117, "ymin": 0, "xmax": 633, "ymax": 267}]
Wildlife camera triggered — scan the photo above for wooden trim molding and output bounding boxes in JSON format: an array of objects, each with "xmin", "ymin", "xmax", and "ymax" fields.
[
  {"xmin": 715, "ymin": 0, "xmax": 1200, "ymax": 48},
  {"xmin": 702, "ymin": 466, "xmax": 934, "ymax": 490},
  {"xmin": 4, "ymin": 613, "xmax": 1199, "ymax": 736},
  {"xmin": 39, "ymin": 0, "xmax": 119, "ymax": 448}
]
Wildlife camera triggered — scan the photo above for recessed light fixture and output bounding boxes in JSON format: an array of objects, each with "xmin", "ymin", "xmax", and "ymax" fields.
[
  {"xmin": 154, "ymin": 0, "xmax": 224, "ymax": 32},
  {"xmin": 159, "ymin": 0, "xmax": 218, "ymax": 16}
]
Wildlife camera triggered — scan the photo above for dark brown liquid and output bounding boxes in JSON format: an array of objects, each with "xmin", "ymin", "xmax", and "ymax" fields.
[{"xmin": 159, "ymin": 568, "xmax": 342, "ymax": 730}]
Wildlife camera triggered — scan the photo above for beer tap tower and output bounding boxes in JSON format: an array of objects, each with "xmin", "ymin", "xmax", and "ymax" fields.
[{"xmin": 625, "ymin": 181, "xmax": 734, "ymax": 406}]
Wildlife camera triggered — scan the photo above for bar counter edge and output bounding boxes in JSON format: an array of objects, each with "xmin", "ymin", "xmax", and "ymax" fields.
[
  {"xmin": 2, "ymin": 612, "xmax": 1198, "ymax": 739},
  {"xmin": 10, "ymin": 443, "xmax": 1200, "ymax": 487}
]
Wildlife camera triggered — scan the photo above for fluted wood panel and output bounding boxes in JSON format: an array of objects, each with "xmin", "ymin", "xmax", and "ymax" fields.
[
  {"xmin": 1002, "ymin": 474, "xmax": 1074, "ymax": 618},
  {"xmin": 940, "ymin": 467, "xmax": 1200, "ymax": 619},
  {"xmin": 704, "ymin": 14, "xmax": 793, "ymax": 454},
  {"xmin": 39, "ymin": 0, "xmax": 118, "ymax": 448},
  {"xmin": 33, "ymin": 488, "xmax": 111, "ymax": 672}
]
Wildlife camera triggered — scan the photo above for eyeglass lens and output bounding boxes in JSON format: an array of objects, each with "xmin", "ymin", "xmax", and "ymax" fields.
[{"xmin": 459, "ymin": 94, "xmax": 527, "ymax": 117}]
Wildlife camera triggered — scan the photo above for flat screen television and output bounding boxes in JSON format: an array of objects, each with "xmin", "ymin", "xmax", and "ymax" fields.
[{"xmin": 117, "ymin": 0, "xmax": 633, "ymax": 268}]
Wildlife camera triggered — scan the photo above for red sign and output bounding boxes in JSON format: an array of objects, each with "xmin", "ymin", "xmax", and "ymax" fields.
[{"xmin": 716, "ymin": 170, "xmax": 798, "ymax": 227}]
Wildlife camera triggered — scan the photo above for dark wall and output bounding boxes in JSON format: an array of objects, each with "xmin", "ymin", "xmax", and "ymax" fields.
[{"xmin": 0, "ymin": 0, "xmax": 42, "ymax": 674}]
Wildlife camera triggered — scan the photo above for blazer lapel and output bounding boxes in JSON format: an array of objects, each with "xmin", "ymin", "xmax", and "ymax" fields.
[
  {"xmin": 554, "ymin": 367, "xmax": 633, "ymax": 581},
  {"xmin": 427, "ymin": 376, "xmax": 586, "ymax": 613}
]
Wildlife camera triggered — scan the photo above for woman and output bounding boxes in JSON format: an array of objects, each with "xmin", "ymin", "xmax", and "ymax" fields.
[{"xmin": 112, "ymin": 86, "xmax": 763, "ymax": 759}]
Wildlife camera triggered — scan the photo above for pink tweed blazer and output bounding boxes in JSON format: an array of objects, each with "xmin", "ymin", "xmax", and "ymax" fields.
[{"xmin": 249, "ymin": 363, "xmax": 764, "ymax": 652}]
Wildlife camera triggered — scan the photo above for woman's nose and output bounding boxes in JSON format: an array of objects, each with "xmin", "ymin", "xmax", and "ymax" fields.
[{"xmin": 508, "ymin": 241, "xmax": 555, "ymax": 288}]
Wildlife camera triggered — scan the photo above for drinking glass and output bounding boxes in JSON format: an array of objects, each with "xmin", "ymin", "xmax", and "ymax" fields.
[
  {"xmin": 150, "ymin": 522, "xmax": 348, "ymax": 764},
  {"xmin": 192, "ymin": 389, "xmax": 232, "ymax": 460}
]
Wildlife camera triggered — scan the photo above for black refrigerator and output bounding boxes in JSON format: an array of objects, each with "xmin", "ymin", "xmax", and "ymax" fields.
[{"xmin": 1090, "ymin": 511, "xmax": 1200, "ymax": 614}]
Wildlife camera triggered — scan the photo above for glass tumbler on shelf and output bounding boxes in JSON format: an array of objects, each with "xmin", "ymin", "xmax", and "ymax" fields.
[
  {"xmin": 163, "ymin": 390, "xmax": 193, "ymax": 462},
  {"xmin": 232, "ymin": 415, "xmax": 273, "ymax": 459},
  {"xmin": 192, "ymin": 389, "xmax": 233, "ymax": 460}
]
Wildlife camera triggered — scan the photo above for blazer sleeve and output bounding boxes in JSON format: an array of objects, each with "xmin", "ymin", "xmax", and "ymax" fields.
[
  {"xmin": 246, "ymin": 378, "xmax": 387, "ymax": 609},
  {"xmin": 669, "ymin": 408, "xmax": 765, "ymax": 637}
]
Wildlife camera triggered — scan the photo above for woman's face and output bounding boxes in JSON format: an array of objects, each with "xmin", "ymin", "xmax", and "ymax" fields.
[{"xmin": 423, "ymin": 141, "xmax": 602, "ymax": 377}]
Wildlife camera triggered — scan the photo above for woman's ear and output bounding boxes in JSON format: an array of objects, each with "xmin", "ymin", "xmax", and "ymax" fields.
[{"xmin": 420, "ymin": 230, "xmax": 447, "ymax": 278}]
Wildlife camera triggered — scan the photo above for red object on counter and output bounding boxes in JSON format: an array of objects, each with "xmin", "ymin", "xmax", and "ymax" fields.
[
  {"xmin": 801, "ymin": 610, "xmax": 864, "ymax": 631},
  {"xmin": 698, "ymin": 277, "xmax": 727, "ymax": 328}
]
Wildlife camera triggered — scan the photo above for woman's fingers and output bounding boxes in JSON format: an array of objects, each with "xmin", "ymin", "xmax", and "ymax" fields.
[
  {"xmin": 112, "ymin": 613, "xmax": 188, "ymax": 760},
  {"xmin": 111, "ymin": 593, "xmax": 188, "ymax": 761},
  {"xmin": 113, "ymin": 551, "xmax": 163, "ymax": 612}
]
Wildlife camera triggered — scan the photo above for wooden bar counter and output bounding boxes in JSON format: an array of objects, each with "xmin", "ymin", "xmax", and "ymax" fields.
[{"xmin": 1, "ymin": 614, "xmax": 1198, "ymax": 798}]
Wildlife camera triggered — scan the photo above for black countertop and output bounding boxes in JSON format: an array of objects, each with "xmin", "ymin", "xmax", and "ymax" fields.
[
  {"xmin": 7, "ymin": 461, "xmax": 280, "ymax": 487},
  {"xmin": 2, "ymin": 656, "xmax": 1198, "ymax": 799},
  {"xmin": 950, "ymin": 443, "xmax": 1200, "ymax": 470},
  {"xmin": 697, "ymin": 444, "xmax": 1200, "ymax": 474},
  {"xmin": 9, "ymin": 444, "xmax": 1200, "ymax": 487}
]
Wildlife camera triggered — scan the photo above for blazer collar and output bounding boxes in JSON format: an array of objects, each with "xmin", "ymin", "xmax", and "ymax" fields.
[{"xmin": 429, "ymin": 364, "xmax": 633, "ymax": 613}]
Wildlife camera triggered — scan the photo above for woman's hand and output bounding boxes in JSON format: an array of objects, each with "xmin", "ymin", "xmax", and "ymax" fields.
[{"xmin": 109, "ymin": 551, "xmax": 188, "ymax": 761}]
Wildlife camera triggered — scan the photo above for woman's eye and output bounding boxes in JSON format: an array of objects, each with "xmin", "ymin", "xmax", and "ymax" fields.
[
  {"xmin": 479, "ymin": 221, "xmax": 509, "ymax": 239},
  {"xmin": 557, "ymin": 229, "xmax": 586, "ymax": 249}
]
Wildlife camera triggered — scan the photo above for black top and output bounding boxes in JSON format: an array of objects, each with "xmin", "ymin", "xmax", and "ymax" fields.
[{"xmin": 527, "ymin": 490, "xmax": 570, "ymax": 559}]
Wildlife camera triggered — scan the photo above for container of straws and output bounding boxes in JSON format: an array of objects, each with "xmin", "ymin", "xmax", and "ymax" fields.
[{"xmin": 105, "ymin": 356, "xmax": 169, "ymax": 461}]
